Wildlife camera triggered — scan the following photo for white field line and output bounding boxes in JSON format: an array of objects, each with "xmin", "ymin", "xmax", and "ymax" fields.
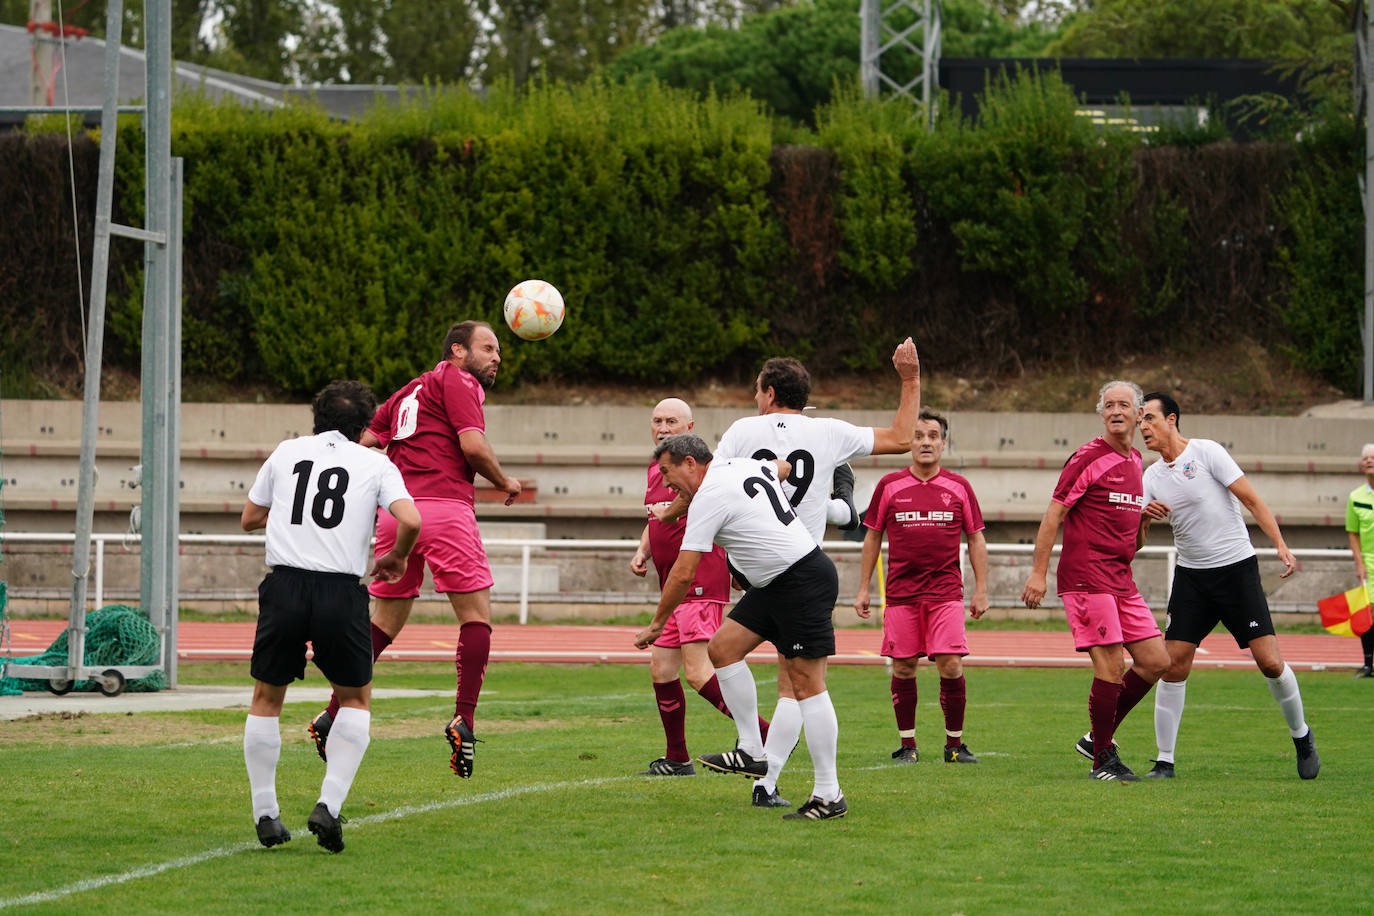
[{"xmin": 0, "ymin": 776, "xmax": 630, "ymax": 910}]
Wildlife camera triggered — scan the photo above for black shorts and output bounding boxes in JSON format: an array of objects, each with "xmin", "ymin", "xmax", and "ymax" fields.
[
  {"xmin": 727, "ymin": 547, "xmax": 838, "ymax": 659},
  {"xmin": 1165, "ymin": 556, "xmax": 1275, "ymax": 649},
  {"xmin": 251, "ymin": 566, "xmax": 373, "ymax": 688}
]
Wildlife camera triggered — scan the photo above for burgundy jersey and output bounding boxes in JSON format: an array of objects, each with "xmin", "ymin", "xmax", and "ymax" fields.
[
  {"xmin": 1052, "ymin": 436, "xmax": 1144, "ymax": 597},
  {"xmin": 369, "ymin": 360, "xmax": 485, "ymax": 503},
  {"xmin": 645, "ymin": 463, "xmax": 730, "ymax": 602},
  {"xmin": 862, "ymin": 467, "xmax": 984, "ymax": 603}
]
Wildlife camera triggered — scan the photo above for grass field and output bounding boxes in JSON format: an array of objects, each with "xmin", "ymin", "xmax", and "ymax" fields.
[{"xmin": 1, "ymin": 661, "xmax": 1368, "ymax": 914}]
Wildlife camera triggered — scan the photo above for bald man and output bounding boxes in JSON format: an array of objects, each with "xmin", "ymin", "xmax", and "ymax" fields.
[{"xmin": 630, "ymin": 398, "xmax": 770, "ymax": 777}]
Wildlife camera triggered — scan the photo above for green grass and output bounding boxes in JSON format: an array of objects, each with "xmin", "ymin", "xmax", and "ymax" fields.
[{"xmin": 1, "ymin": 663, "xmax": 1367, "ymax": 913}]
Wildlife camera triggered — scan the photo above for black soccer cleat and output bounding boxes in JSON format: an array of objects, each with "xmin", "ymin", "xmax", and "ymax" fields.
[
  {"xmin": 1075, "ymin": 732, "xmax": 1120, "ymax": 760},
  {"xmin": 308, "ymin": 709, "xmax": 333, "ymax": 763},
  {"xmin": 637, "ymin": 756, "xmax": 696, "ymax": 776},
  {"xmin": 1144, "ymin": 760, "xmax": 1175, "ymax": 779},
  {"xmin": 783, "ymin": 794, "xmax": 849, "ymax": 820},
  {"xmin": 307, "ymin": 802, "xmax": 345, "ymax": 853},
  {"xmin": 1354, "ymin": 665, "xmax": 1373, "ymax": 679},
  {"xmin": 830, "ymin": 463, "xmax": 860, "ymax": 531},
  {"xmin": 891, "ymin": 746, "xmax": 919, "ymax": 764},
  {"xmin": 445, "ymin": 715, "xmax": 482, "ymax": 779},
  {"xmin": 1294, "ymin": 728, "xmax": 1320, "ymax": 780},
  {"xmin": 752, "ymin": 784, "xmax": 791, "ymax": 808},
  {"xmin": 254, "ymin": 815, "xmax": 291, "ymax": 848},
  {"xmin": 1089, "ymin": 748, "xmax": 1140, "ymax": 782},
  {"xmin": 697, "ymin": 748, "xmax": 768, "ymax": 779},
  {"xmin": 944, "ymin": 743, "xmax": 979, "ymax": 763}
]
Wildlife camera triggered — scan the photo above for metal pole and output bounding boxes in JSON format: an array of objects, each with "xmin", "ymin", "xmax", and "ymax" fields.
[
  {"xmin": 859, "ymin": 0, "xmax": 878, "ymax": 97},
  {"xmin": 1365, "ymin": 4, "xmax": 1374, "ymax": 404},
  {"xmin": 166, "ymin": 157, "xmax": 183, "ymax": 688},
  {"xmin": 519, "ymin": 544, "xmax": 531, "ymax": 625},
  {"xmin": 28, "ymin": 0, "xmax": 53, "ymax": 107}
]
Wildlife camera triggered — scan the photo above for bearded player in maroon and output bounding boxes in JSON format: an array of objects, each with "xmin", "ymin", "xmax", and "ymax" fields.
[
  {"xmin": 630, "ymin": 398, "xmax": 769, "ymax": 776},
  {"xmin": 855, "ymin": 409, "xmax": 988, "ymax": 765},
  {"xmin": 1021, "ymin": 380, "xmax": 1168, "ymax": 781},
  {"xmin": 311, "ymin": 320, "xmax": 523, "ymax": 779}
]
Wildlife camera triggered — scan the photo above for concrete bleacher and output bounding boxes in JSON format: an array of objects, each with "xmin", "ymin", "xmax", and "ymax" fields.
[{"xmin": 0, "ymin": 398, "xmax": 1365, "ymax": 617}]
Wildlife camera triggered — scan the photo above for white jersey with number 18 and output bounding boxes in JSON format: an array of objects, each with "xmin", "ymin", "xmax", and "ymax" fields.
[{"xmin": 714, "ymin": 413, "xmax": 873, "ymax": 546}]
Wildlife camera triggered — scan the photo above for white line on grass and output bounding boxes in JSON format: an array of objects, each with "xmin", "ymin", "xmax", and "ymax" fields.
[{"xmin": 0, "ymin": 776, "xmax": 630, "ymax": 911}]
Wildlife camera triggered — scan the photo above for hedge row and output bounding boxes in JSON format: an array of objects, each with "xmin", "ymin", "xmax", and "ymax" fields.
[{"xmin": 2, "ymin": 74, "xmax": 1361, "ymax": 397}]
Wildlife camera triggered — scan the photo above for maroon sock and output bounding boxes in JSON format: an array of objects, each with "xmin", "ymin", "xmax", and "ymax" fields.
[
  {"xmin": 696, "ymin": 675, "xmax": 770, "ymax": 741},
  {"xmin": 327, "ymin": 622, "xmax": 392, "ymax": 718},
  {"xmin": 654, "ymin": 680, "xmax": 689, "ymax": 761},
  {"xmin": 454, "ymin": 621, "xmax": 492, "ymax": 731},
  {"xmin": 891, "ymin": 675, "xmax": 917, "ymax": 747},
  {"xmin": 1089, "ymin": 677, "xmax": 1123, "ymax": 761},
  {"xmin": 1112, "ymin": 669, "xmax": 1154, "ymax": 730},
  {"xmin": 939, "ymin": 675, "xmax": 967, "ymax": 748}
]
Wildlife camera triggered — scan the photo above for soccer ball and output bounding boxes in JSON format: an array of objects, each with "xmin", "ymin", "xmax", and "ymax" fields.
[{"xmin": 503, "ymin": 279, "xmax": 565, "ymax": 341}]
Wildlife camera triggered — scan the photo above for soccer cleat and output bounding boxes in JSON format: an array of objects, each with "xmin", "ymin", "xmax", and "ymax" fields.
[
  {"xmin": 752, "ymin": 784, "xmax": 791, "ymax": 808},
  {"xmin": 1089, "ymin": 748, "xmax": 1140, "ymax": 782},
  {"xmin": 307, "ymin": 802, "xmax": 345, "ymax": 853},
  {"xmin": 445, "ymin": 715, "xmax": 482, "ymax": 779},
  {"xmin": 944, "ymin": 743, "xmax": 979, "ymax": 763},
  {"xmin": 1075, "ymin": 732, "xmax": 1120, "ymax": 760},
  {"xmin": 1293, "ymin": 728, "xmax": 1320, "ymax": 780},
  {"xmin": 783, "ymin": 794, "xmax": 849, "ymax": 820},
  {"xmin": 1144, "ymin": 760, "xmax": 1175, "ymax": 779},
  {"xmin": 254, "ymin": 815, "xmax": 291, "ymax": 848},
  {"xmin": 1354, "ymin": 665, "xmax": 1374, "ymax": 679},
  {"xmin": 891, "ymin": 746, "xmax": 919, "ymax": 764},
  {"xmin": 697, "ymin": 748, "xmax": 768, "ymax": 779},
  {"xmin": 307, "ymin": 709, "xmax": 333, "ymax": 763},
  {"xmin": 637, "ymin": 757, "xmax": 696, "ymax": 776},
  {"xmin": 830, "ymin": 463, "xmax": 860, "ymax": 531}
]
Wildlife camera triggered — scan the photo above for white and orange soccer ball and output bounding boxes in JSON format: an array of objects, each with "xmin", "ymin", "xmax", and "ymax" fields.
[{"xmin": 502, "ymin": 279, "xmax": 565, "ymax": 341}]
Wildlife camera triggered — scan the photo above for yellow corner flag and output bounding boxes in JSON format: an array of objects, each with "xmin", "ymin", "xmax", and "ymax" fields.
[{"xmin": 1318, "ymin": 585, "xmax": 1374, "ymax": 637}]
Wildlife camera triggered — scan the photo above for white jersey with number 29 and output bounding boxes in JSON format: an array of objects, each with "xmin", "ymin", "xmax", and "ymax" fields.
[
  {"xmin": 714, "ymin": 413, "xmax": 874, "ymax": 546},
  {"xmin": 249, "ymin": 430, "xmax": 412, "ymax": 577},
  {"xmin": 681, "ymin": 458, "xmax": 818, "ymax": 588}
]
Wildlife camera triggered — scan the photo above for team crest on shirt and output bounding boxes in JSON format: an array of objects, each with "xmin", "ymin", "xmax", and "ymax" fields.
[
  {"xmin": 940, "ymin": 492, "xmax": 952, "ymax": 507},
  {"xmin": 1098, "ymin": 625, "xmax": 1107, "ymax": 637},
  {"xmin": 1180, "ymin": 461, "xmax": 1197, "ymax": 479}
]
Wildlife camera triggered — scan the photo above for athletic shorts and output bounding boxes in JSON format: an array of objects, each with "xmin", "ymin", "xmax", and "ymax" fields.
[
  {"xmin": 1166, "ymin": 556, "xmax": 1276, "ymax": 648},
  {"xmin": 654, "ymin": 599, "xmax": 725, "ymax": 649},
  {"xmin": 727, "ymin": 547, "xmax": 837, "ymax": 659},
  {"xmin": 252, "ymin": 565, "xmax": 372, "ymax": 688},
  {"xmin": 1062, "ymin": 590, "xmax": 1161, "ymax": 651},
  {"xmin": 369, "ymin": 497, "xmax": 494, "ymax": 599},
  {"xmin": 881, "ymin": 599, "xmax": 969, "ymax": 659}
]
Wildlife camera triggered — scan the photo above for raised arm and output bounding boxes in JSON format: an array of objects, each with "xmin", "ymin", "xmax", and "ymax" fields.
[{"xmin": 870, "ymin": 337, "xmax": 921, "ymax": 455}]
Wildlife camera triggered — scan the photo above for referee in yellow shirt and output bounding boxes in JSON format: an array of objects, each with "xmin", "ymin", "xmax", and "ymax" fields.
[{"xmin": 1343, "ymin": 444, "xmax": 1374, "ymax": 678}]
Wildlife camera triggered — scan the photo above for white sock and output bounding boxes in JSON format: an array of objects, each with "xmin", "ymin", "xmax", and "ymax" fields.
[
  {"xmin": 1265, "ymin": 663, "xmax": 1309, "ymax": 738},
  {"xmin": 1153, "ymin": 679, "xmax": 1186, "ymax": 764},
  {"xmin": 243, "ymin": 714, "xmax": 281, "ymax": 821},
  {"xmin": 760, "ymin": 697, "xmax": 802, "ymax": 792},
  {"xmin": 319, "ymin": 707, "xmax": 371, "ymax": 817},
  {"xmin": 825, "ymin": 498, "xmax": 850, "ymax": 525},
  {"xmin": 714, "ymin": 661, "xmax": 763, "ymax": 756},
  {"xmin": 798, "ymin": 691, "xmax": 840, "ymax": 802}
]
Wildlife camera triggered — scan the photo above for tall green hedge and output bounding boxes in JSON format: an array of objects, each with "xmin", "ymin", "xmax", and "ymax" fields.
[{"xmin": 1, "ymin": 74, "xmax": 1364, "ymax": 398}]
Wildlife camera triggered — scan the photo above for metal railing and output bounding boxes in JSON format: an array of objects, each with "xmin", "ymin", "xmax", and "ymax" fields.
[{"xmin": 1, "ymin": 532, "xmax": 1351, "ymax": 625}]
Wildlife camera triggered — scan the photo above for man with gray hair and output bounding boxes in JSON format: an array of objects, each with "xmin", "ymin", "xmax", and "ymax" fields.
[
  {"xmin": 1345, "ymin": 443, "xmax": 1374, "ymax": 678},
  {"xmin": 1021, "ymin": 380, "xmax": 1168, "ymax": 781},
  {"xmin": 633, "ymin": 433, "xmax": 849, "ymax": 819}
]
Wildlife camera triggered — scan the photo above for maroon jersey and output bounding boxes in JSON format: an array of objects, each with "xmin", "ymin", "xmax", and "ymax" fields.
[
  {"xmin": 370, "ymin": 361, "xmax": 485, "ymax": 503},
  {"xmin": 862, "ymin": 467, "xmax": 983, "ymax": 603},
  {"xmin": 645, "ymin": 463, "xmax": 730, "ymax": 602},
  {"xmin": 1052, "ymin": 436, "xmax": 1144, "ymax": 597}
]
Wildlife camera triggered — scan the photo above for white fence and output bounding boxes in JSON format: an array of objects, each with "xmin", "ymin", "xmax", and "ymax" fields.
[{"xmin": 1, "ymin": 532, "xmax": 1350, "ymax": 624}]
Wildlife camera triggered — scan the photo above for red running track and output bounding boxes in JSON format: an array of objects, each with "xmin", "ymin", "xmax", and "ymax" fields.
[{"xmin": 1, "ymin": 619, "xmax": 1363, "ymax": 671}]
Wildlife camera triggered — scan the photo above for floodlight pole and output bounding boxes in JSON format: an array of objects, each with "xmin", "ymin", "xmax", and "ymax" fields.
[{"xmin": 1363, "ymin": 1, "xmax": 1374, "ymax": 404}]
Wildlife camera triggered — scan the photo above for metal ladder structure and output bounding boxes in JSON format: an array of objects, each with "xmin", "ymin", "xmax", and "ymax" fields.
[
  {"xmin": 859, "ymin": 0, "xmax": 941, "ymax": 126},
  {"xmin": 2, "ymin": 0, "xmax": 182, "ymax": 694}
]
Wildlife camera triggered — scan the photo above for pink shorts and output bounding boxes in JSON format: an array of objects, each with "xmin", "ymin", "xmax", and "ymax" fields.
[
  {"xmin": 369, "ymin": 498, "xmax": 494, "ymax": 599},
  {"xmin": 1062, "ymin": 591, "xmax": 1161, "ymax": 651},
  {"xmin": 880, "ymin": 599, "xmax": 969, "ymax": 659},
  {"xmin": 654, "ymin": 600, "xmax": 725, "ymax": 649}
]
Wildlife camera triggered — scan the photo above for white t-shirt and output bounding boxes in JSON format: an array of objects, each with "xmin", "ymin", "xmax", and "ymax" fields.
[
  {"xmin": 1141, "ymin": 437, "xmax": 1253, "ymax": 569},
  {"xmin": 681, "ymin": 458, "xmax": 818, "ymax": 588},
  {"xmin": 248, "ymin": 430, "xmax": 412, "ymax": 577},
  {"xmin": 714, "ymin": 413, "xmax": 874, "ymax": 545}
]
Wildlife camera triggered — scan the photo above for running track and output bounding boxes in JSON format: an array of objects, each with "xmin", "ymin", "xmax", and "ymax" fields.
[{"xmin": 1, "ymin": 620, "xmax": 1362, "ymax": 671}]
